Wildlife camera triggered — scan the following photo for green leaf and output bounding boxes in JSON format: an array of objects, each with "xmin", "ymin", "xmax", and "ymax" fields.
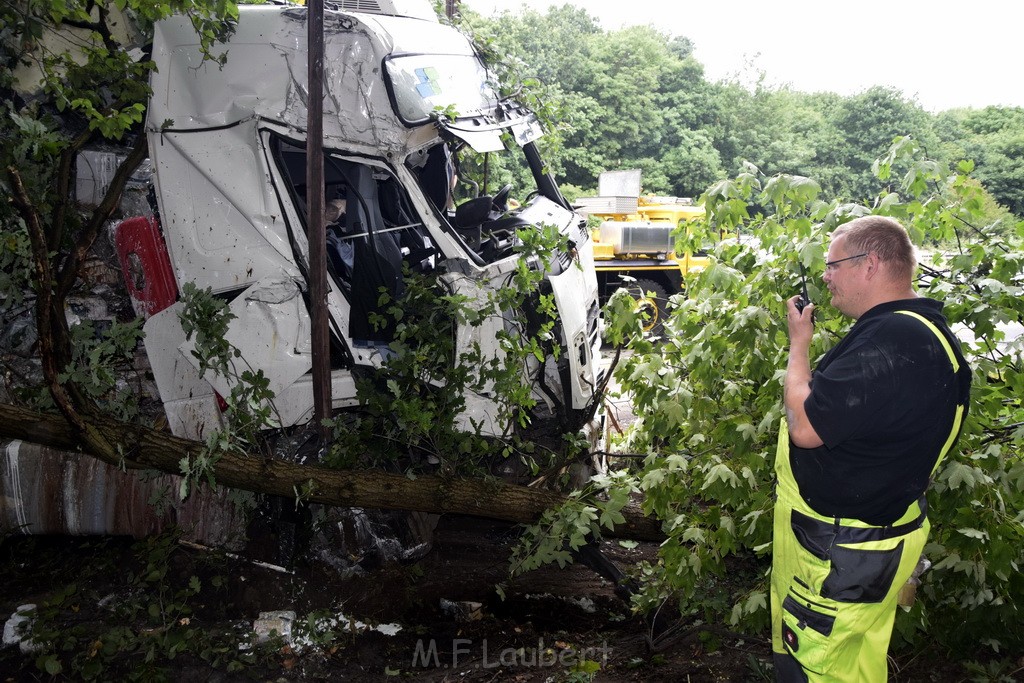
[
  {"xmin": 42, "ymin": 654, "xmax": 62, "ymax": 675},
  {"xmin": 957, "ymin": 528, "xmax": 988, "ymax": 542},
  {"xmin": 599, "ymin": 507, "xmax": 626, "ymax": 529},
  {"xmin": 744, "ymin": 591, "xmax": 767, "ymax": 614},
  {"xmin": 945, "ymin": 461, "xmax": 979, "ymax": 490},
  {"xmin": 702, "ymin": 463, "xmax": 739, "ymax": 490},
  {"xmin": 573, "ymin": 659, "xmax": 602, "ymax": 674},
  {"xmin": 735, "ymin": 422, "xmax": 756, "ymax": 442},
  {"xmin": 681, "ymin": 527, "xmax": 705, "ymax": 544}
]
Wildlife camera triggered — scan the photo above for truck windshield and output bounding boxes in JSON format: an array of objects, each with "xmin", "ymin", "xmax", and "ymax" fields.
[{"xmin": 385, "ymin": 54, "xmax": 498, "ymax": 125}]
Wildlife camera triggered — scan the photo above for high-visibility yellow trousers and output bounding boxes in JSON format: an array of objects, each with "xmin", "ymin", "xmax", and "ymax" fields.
[{"xmin": 770, "ymin": 421, "xmax": 928, "ymax": 682}]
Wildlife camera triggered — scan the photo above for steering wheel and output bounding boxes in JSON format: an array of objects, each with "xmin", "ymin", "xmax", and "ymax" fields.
[{"xmin": 491, "ymin": 183, "xmax": 513, "ymax": 214}]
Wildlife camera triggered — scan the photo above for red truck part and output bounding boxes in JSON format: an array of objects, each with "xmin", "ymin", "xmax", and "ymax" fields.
[{"xmin": 114, "ymin": 215, "xmax": 178, "ymax": 318}]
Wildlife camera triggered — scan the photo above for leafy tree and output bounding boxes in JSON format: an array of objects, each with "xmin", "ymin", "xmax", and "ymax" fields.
[
  {"xmin": 711, "ymin": 81, "xmax": 839, "ymax": 183},
  {"xmin": 955, "ymin": 107, "xmax": 1024, "ymax": 216},
  {"xmin": 458, "ymin": 4, "xmax": 594, "ymax": 185},
  {"xmin": 465, "ymin": 7, "xmax": 722, "ymax": 193},
  {"xmin": 515, "ymin": 138, "xmax": 1024, "ymax": 660},
  {"xmin": 658, "ymin": 128, "xmax": 722, "ymax": 197},
  {"xmin": 1, "ymin": 0, "xmax": 238, "ymax": 459},
  {"xmin": 971, "ymin": 132, "xmax": 1024, "ymax": 216},
  {"xmin": 464, "ymin": 3, "xmax": 1022, "ymax": 229},
  {"xmin": 928, "ymin": 108, "xmax": 1019, "ymax": 234},
  {"xmin": 818, "ymin": 86, "xmax": 939, "ymax": 199},
  {"xmin": 960, "ymin": 105, "xmax": 1024, "ymax": 136},
  {"xmin": 464, "ymin": 3, "xmax": 602, "ymax": 92}
]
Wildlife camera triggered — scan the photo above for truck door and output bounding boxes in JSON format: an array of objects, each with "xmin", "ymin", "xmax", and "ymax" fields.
[{"xmin": 269, "ymin": 135, "xmax": 439, "ymax": 355}]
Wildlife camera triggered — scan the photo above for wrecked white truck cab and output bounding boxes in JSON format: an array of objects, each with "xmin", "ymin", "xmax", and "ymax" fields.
[{"xmin": 137, "ymin": 1, "xmax": 602, "ymax": 441}]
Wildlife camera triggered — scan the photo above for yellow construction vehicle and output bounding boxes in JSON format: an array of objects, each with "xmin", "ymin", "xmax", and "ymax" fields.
[{"xmin": 575, "ymin": 170, "xmax": 712, "ymax": 336}]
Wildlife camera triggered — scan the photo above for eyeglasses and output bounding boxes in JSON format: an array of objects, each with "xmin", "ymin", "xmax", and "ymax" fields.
[{"xmin": 824, "ymin": 252, "xmax": 868, "ymax": 271}]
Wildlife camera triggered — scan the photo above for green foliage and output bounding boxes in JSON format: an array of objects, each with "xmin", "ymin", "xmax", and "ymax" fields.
[
  {"xmin": 505, "ymin": 470, "xmax": 638, "ymax": 600},
  {"xmin": 0, "ymin": 0, "xmax": 240, "ymax": 445},
  {"xmin": 0, "ymin": 219, "xmax": 32, "ymax": 309},
  {"xmin": 942, "ymin": 106, "xmax": 1024, "ymax": 218},
  {"xmin": 58, "ymin": 319, "xmax": 144, "ymax": 420},
  {"xmin": 324, "ymin": 222, "xmax": 578, "ymax": 476},
  {"xmin": 963, "ymin": 658, "xmax": 1024, "ymax": 683},
  {"xmin": 19, "ymin": 533, "xmax": 253, "ymax": 681},
  {"xmin": 459, "ymin": 5, "xmax": 719, "ymax": 195},
  {"xmin": 459, "ymin": 6, "xmax": 1024, "ymax": 227},
  {"xmin": 515, "ymin": 139, "xmax": 1024, "ymax": 657},
  {"xmin": 12, "ymin": 316, "xmax": 145, "ymax": 418},
  {"xmin": 178, "ymin": 283, "xmax": 237, "ymax": 378},
  {"xmin": 178, "ymin": 283, "xmax": 278, "ymax": 496}
]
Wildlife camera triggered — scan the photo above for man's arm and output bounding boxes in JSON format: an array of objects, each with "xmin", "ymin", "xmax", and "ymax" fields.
[{"xmin": 784, "ymin": 296, "xmax": 825, "ymax": 448}]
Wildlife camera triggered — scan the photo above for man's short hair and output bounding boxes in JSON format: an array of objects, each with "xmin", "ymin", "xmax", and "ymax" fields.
[{"xmin": 832, "ymin": 216, "xmax": 916, "ymax": 283}]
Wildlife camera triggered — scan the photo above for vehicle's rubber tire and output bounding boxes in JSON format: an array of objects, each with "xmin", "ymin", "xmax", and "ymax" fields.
[{"xmin": 625, "ymin": 278, "xmax": 670, "ymax": 339}]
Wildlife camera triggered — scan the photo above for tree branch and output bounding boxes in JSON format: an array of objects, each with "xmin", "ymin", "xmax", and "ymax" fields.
[
  {"xmin": 6, "ymin": 166, "xmax": 117, "ymax": 460},
  {"xmin": 50, "ymin": 127, "xmax": 96, "ymax": 253},
  {"xmin": 56, "ymin": 132, "xmax": 148, "ymax": 302},
  {"xmin": 0, "ymin": 402, "xmax": 666, "ymax": 542}
]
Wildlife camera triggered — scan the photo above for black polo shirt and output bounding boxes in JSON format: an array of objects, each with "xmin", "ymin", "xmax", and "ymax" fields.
[{"xmin": 790, "ymin": 298, "xmax": 971, "ymax": 526}]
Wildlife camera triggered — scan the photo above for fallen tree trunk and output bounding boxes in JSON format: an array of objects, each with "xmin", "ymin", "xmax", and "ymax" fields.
[{"xmin": 0, "ymin": 402, "xmax": 665, "ymax": 542}]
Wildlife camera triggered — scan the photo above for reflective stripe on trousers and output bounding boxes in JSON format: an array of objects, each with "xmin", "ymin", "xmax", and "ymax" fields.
[{"xmin": 770, "ymin": 420, "xmax": 928, "ymax": 683}]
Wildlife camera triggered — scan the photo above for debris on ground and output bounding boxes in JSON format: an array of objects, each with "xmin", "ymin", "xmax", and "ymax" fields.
[{"xmin": 2, "ymin": 604, "xmax": 40, "ymax": 654}]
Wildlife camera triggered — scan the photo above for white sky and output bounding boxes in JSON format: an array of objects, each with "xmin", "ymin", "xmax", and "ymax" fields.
[{"xmin": 464, "ymin": 0, "xmax": 1024, "ymax": 112}]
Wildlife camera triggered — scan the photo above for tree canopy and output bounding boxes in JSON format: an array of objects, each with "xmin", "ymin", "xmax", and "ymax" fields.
[
  {"xmin": 462, "ymin": 3, "xmax": 1023, "ymax": 220},
  {"xmin": 459, "ymin": 1, "xmax": 1024, "ymax": 663}
]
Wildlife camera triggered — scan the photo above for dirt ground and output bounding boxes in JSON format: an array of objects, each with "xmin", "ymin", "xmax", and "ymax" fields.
[{"xmin": 0, "ymin": 512, "xmax": 983, "ymax": 682}]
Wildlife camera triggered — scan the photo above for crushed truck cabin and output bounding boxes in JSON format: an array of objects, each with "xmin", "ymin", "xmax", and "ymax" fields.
[{"xmin": 2, "ymin": 0, "xmax": 607, "ymax": 552}]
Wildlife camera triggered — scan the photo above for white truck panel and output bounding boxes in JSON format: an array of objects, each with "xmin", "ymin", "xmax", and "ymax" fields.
[
  {"xmin": 143, "ymin": 303, "xmax": 224, "ymax": 440},
  {"xmin": 151, "ymin": 124, "xmax": 299, "ymax": 293},
  {"xmin": 178, "ymin": 278, "xmax": 314, "ymax": 403}
]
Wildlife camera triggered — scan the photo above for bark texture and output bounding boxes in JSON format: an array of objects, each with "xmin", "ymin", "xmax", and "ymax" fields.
[{"xmin": 0, "ymin": 402, "xmax": 665, "ymax": 541}]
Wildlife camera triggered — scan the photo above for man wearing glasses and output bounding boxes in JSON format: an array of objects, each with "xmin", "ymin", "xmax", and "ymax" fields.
[{"xmin": 770, "ymin": 216, "xmax": 971, "ymax": 682}]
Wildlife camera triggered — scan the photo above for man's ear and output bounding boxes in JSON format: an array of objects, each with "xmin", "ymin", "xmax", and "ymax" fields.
[{"xmin": 863, "ymin": 251, "xmax": 880, "ymax": 280}]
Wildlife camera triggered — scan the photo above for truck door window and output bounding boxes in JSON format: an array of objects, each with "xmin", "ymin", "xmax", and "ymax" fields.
[{"xmin": 270, "ymin": 137, "xmax": 437, "ymax": 342}]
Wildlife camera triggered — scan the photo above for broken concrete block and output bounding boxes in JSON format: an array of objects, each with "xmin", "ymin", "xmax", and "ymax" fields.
[
  {"xmin": 253, "ymin": 610, "xmax": 296, "ymax": 645},
  {"xmin": 3, "ymin": 604, "xmax": 41, "ymax": 653}
]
